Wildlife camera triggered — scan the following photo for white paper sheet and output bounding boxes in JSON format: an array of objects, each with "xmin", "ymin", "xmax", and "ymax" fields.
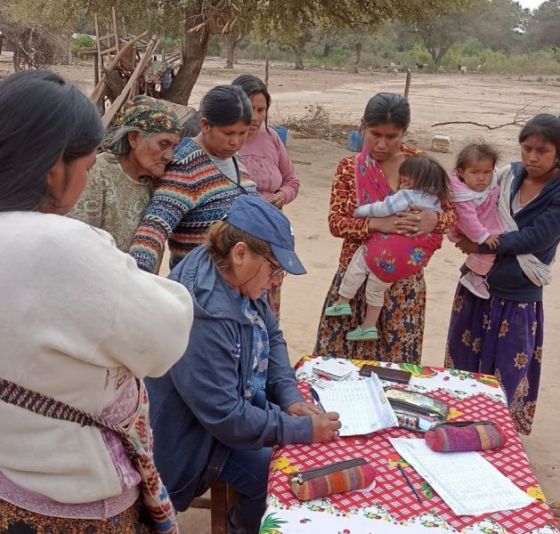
[
  {"xmin": 312, "ymin": 375, "xmax": 398, "ymax": 436},
  {"xmin": 389, "ymin": 438, "xmax": 535, "ymax": 516}
]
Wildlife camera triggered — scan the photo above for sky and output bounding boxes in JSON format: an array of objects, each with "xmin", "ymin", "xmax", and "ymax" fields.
[{"xmin": 518, "ymin": 0, "xmax": 545, "ymax": 9}]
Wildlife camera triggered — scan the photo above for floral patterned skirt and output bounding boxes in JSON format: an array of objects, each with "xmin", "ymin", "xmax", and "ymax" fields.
[
  {"xmin": 0, "ymin": 498, "xmax": 151, "ymax": 534},
  {"xmin": 445, "ymin": 284, "xmax": 544, "ymax": 435},
  {"xmin": 313, "ymin": 265, "xmax": 426, "ymax": 363}
]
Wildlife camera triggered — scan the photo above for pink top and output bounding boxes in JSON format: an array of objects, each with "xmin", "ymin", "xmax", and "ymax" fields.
[
  {"xmin": 449, "ymin": 172, "xmax": 503, "ymax": 244},
  {"xmin": 239, "ymin": 124, "xmax": 300, "ymax": 203},
  {"xmin": 355, "ymin": 147, "xmax": 443, "ymax": 283}
]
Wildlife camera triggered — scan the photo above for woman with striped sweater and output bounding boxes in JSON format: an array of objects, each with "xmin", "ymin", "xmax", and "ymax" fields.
[{"xmin": 129, "ymin": 85, "xmax": 257, "ymax": 273}]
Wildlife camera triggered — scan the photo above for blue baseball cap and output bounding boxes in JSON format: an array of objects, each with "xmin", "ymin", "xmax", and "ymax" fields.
[{"xmin": 225, "ymin": 195, "xmax": 306, "ymax": 275}]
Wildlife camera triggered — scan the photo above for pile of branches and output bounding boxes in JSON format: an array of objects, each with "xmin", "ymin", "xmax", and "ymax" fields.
[
  {"xmin": 280, "ymin": 104, "xmax": 356, "ymax": 144},
  {"xmin": 0, "ymin": 21, "xmax": 66, "ymax": 70}
]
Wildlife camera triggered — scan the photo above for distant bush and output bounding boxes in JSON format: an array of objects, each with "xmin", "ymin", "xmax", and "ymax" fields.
[
  {"xmin": 394, "ymin": 41, "xmax": 560, "ymax": 75},
  {"xmin": 226, "ymin": 30, "xmax": 560, "ymax": 75},
  {"xmin": 71, "ymin": 34, "xmax": 95, "ymax": 58},
  {"xmin": 306, "ymin": 51, "xmax": 350, "ymax": 69}
]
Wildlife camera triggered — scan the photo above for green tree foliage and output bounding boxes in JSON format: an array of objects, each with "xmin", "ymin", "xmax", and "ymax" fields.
[
  {"xmin": 398, "ymin": 0, "xmax": 532, "ymax": 71},
  {"xmin": 7, "ymin": 0, "xmax": 469, "ymax": 103},
  {"xmin": 525, "ymin": 0, "xmax": 560, "ymax": 51},
  {"xmin": 399, "ymin": 1, "xmax": 480, "ymax": 72},
  {"xmin": 467, "ymin": 0, "xmax": 527, "ymax": 54}
]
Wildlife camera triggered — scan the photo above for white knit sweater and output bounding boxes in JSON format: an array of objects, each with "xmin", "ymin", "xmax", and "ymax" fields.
[{"xmin": 0, "ymin": 212, "xmax": 193, "ymax": 505}]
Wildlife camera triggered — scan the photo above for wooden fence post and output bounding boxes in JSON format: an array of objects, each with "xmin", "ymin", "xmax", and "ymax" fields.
[{"xmin": 404, "ymin": 71, "xmax": 412, "ymax": 99}]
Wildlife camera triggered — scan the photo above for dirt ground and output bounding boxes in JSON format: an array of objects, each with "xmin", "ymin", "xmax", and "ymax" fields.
[{"xmin": 3, "ymin": 54, "xmax": 558, "ymax": 530}]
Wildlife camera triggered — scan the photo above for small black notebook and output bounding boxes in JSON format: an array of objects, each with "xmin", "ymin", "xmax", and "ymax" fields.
[{"xmin": 359, "ymin": 365, "xmax": 411, "ymax": 384}]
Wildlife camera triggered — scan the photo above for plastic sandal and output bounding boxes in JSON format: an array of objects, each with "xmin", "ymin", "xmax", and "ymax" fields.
[
  {"xmin": 346, "ymin": 326, "xmax": 378, "ymax": 341},
  {"xmin": 324, "ymin": 302, "xmax": 352, "ymax": 317}
]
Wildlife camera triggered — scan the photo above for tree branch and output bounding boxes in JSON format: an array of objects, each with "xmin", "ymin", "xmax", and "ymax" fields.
[
  {"xmin": 431, "ymin": 120, "xmax": 521, "ymax": 130},
  {"xmin": 432, "ymin": 99, "xmax": 546, "ymax": 130}
]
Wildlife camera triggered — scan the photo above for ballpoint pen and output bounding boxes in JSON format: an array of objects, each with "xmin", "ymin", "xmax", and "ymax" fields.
[
  {"xmin": 398, "ymin": 465, "xmax": 422, "ymax": 503},
  {"xmin": 310, "ymin": 387, "xmax": 326, "ymax": 413}
]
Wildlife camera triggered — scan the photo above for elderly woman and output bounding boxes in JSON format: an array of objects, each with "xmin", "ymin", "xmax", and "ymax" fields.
[
  {"xmin": 232, "ymin": 74, "xmax": 300, "ymax": 319},
  {"xmin": 146, "ymin": 195, "xmax": 341, "ymax": 534},
  {"xmin": 314, "ymin": 93, "xmax": 457, "ymax": 362},
  {"xmin": 69, "ymin": 95, "xmax": 181, "ymax": 252},
  {"xmin": 129, "ymin": 85, "xmax": 258, "ymax": 273},
  {"xmin": 0, "ymin": 71, "xmax": 192, "ymax": 532}
]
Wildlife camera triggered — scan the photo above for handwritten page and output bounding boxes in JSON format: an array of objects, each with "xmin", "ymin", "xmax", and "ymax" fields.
[
  {"xmin": 312, "ymin": 376, "xmax": 398, "ymax": 436},
  {"xmin": 389, "ymin": 438, "xmax": 535, "ymax": 516}
]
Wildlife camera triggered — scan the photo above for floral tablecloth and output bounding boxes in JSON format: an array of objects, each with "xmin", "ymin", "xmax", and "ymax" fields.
[{"xmin": 260, "ymin": 357, "xmax": 559, "ymax": 534}]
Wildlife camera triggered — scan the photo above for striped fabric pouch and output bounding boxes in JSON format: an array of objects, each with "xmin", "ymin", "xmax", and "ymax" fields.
[
  {"xmin": 424, "ymin": 421, "xmax": 506, "ymax": 452},
  {"xmin": 290, "ymin": 458, "xmax": 376, "ymax": 501}
]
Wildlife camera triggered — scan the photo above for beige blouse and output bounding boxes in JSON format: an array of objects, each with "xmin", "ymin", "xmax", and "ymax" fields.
[{"xmin": 69, "ymin": 152, "xmax": 152, "ymax": 252}]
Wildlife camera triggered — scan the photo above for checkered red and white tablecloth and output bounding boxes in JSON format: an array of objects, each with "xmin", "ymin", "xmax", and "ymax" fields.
[{"xmin": 262, "ymin": 358, "xmax": 559, "ymax": 534}]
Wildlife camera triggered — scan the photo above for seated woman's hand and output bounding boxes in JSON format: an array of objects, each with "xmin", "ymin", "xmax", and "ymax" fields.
[
  {"xmin": 285, "ymin": 401, "xmax": 323, "ymax": 417},
  {"xmin": 310, "ymin": 412, "xmax": 342, "ymax": 442},
  {"xmin": 395, "ymin": 206, "xmax": 438, "ymax": 237}
]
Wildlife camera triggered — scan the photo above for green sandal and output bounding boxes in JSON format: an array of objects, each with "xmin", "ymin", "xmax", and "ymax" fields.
[
  {"xmin": 324, "ymin": 302, "xmax": 352, "ymax": 317},
  {"xmin": 346, "ymin": 326, "xmax": 378, "ymax": 341}
]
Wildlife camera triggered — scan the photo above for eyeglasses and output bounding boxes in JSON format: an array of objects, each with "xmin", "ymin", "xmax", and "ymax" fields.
[{"xmin": 262, "ymin": 256, "xmax": 287, "ymax": 279}]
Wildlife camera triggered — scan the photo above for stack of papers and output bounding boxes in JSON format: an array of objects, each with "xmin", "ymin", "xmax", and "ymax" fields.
[
  {"xmin": 312, "ymin": 376, "xmax": 398, "ymax": 436},
  {"xmin": 389, "ymin": 438, "xmax": 535, "ymax": 516},
  {"xmin": 311, "ymin": 358, "xmax": 356, "ymax": 380}
]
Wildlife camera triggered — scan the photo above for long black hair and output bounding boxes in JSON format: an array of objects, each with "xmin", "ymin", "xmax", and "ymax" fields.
[
  {"xmin": 200, "ymin": 85, "xmax": 252, "ymax": 127},
  {"xmin": 362, "ymin": 92, "xmax": 410, "ymax": 130},
  {"xmin": 0, "ymin": 70, "xmax": 104, "ymax": 212},
  {"xmin": 231, "ymin": 74, "xmax": 271, "ymax": 130}
]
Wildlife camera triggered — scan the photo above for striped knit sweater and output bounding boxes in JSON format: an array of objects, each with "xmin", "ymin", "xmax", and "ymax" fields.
[{"xmin": 129, "ymin": 138, "xmax": 257, "ymax": 273}]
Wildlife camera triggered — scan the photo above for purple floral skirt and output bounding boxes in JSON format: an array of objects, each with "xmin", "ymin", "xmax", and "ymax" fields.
[{"xmin": 445, "ymin": 284, "xmax": 544, "ymax": 435}]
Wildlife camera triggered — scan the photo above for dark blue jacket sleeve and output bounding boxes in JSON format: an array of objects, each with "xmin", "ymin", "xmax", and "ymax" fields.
[
  {"xmin": 169, "ymin": 315, "xmax": 313, "ymax": 449},
  {"xmin": 479, "ymin": 195, "xmax": 560, "ymax": 255}
]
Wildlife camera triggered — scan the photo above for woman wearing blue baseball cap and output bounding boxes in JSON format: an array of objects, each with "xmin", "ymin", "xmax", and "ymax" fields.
[{"xmin": 145, "ymin": 195, "xmax": 341, "ymax": 533}]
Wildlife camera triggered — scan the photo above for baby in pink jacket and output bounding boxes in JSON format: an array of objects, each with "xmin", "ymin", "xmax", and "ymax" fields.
[{"xmin": 449, "ymin": 144, "xmax": 503, "ymax": 299}]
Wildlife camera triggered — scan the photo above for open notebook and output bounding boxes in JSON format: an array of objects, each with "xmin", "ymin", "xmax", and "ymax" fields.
[{"xmin": 311, "ymin": 376, "xmax": 398, "ymax": 436}]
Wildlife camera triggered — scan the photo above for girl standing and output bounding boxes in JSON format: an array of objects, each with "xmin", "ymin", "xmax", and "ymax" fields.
[
  {"xmin": 446, "ymin": 114, "xmax": 560, "ymax": 434},
  {"xmin": 232, "ymin": 74, "xmax": 300, "ymax": 319}
]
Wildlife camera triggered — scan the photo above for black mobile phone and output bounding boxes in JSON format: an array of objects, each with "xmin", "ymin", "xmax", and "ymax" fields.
[{"xmin": 359, "ymin": 365, "xmax": 411, "ymax": 384}]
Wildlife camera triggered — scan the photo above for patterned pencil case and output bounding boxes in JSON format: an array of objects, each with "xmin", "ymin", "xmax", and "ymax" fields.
[
  {"xmin": 290, "ymin": 458, "xmax": 376, "ymax": 501},
  {"xmin": 425, "ymin": 421, "xmax": 507, "ymax": 452}
]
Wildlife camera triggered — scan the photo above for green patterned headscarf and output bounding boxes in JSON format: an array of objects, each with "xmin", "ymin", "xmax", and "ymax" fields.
[{"xmin": 113, "ymin": 95, "xmax": 181, "ymax": 134}]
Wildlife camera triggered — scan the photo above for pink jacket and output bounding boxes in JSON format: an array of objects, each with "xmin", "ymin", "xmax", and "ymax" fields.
[
  {"xmin": 449, "ymin": 172, "xmax": 503, "ymax": 244},
  {"xmin": 239, "ymin": 124, "xmax": 300, "ymax": 203}
]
